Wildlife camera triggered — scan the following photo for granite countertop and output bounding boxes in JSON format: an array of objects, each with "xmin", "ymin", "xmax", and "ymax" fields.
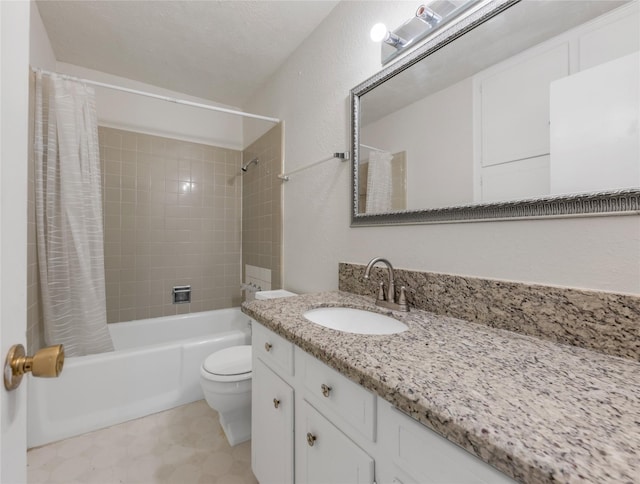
[{"xmin": 242, "ymin": 291, "xmax": 640, "ymax": 484}]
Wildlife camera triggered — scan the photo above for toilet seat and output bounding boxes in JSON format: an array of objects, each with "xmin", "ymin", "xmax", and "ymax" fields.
[{"xmin": 201, "ymin": 345, "xmax": 252, "ymax": 382}]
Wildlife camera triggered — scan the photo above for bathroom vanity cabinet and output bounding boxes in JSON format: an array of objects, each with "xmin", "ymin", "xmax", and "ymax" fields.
[
  {"xmin": 251, "ymin": 321, "xmax": 514, "ymax": 484},
  {"xmin": 251, "ymin": 322, "xmax": 295, "ymax": 484}
]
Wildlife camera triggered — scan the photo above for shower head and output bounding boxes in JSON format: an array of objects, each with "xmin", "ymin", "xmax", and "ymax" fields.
[{"xmin": 241, "ymin": 157, "xmax": 259, "ymax": 172}]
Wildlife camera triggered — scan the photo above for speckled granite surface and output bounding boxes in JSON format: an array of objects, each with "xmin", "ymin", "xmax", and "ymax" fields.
[
  {"xmin": 242, "ymin": 291, "xmax": 640, "ymax": 484},
  {"xmin": 339, "ymin": 263, "xmax": 640, "ymax": 361}
]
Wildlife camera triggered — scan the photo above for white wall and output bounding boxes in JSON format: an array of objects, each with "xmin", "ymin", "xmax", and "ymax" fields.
[
  {"xmin": 361, "ymin": 78, "xmax": 474, "ymax": 209},
  {"xmin": 32, "ymin": 0, "xmax": 277, "ymax": 151},
  {"xmin": 30, "ymin": 3, "xmax": 56, "ymax": 69},
  {"xmin": 31, "ymin": 1, "xmax": 255, "ymax": 151},
  {"xmin": 56, "ymin": 62, "xmax": 247, "ymax": 150},
  {"xmin": 244, "ymin": 1, "xmax": 640, "ymax": 295}
]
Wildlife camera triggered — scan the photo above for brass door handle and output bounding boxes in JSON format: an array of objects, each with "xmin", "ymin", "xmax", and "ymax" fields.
[
  {"xmin": 306, "ymin": 432, "xmax": 317, "ymax": 447},
  {"xmin": 264, "ymin": 342, "xmax": 272, "ymax": 352},
  {"xmin": 4, "ymin": 344, "xmax": 64, "ymax": 391},
  {"xmin": 273, "ymin": 398, "xmax": 280, "ymax": 409},
  {"xmin": 321, "ymin": 383, "xmax": 332, "ymax": 397}
]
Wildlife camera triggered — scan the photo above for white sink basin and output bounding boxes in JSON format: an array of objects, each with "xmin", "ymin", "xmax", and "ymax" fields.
[{"xmin": 303, "ymin": 307, "xmax": 408, "ymax": 335}]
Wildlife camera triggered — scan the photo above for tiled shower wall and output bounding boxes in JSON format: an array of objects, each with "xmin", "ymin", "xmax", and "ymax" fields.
[
  {"xmin": 27, "ymin": 119, "xmax": 277, "ymax": 351},
  {"xmin": 98, "ymin": 127, "xmax": 242, "ymax": 323},
  {"xmin": 242, "ymin": 123, "xmax": 283, "ymax": 291}
]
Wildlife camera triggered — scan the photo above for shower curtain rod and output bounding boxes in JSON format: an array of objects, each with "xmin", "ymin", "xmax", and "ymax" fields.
[
  {"xmin": 278, "ymin": 152, "xmax": 350, "ymax": 181},
  {"xmin": 360, "ymin": 143, "xmax": 386, "ymax": 152},
  {"xmin": 31, "ymin": 67, "xmax": 281, "ymax": 124}
]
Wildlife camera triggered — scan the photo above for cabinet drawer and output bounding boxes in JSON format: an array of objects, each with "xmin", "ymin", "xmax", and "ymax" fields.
[
  {"xmin": 253, "ymin": 322, "xmax": 294, "ymax": 376},
  {"xmin": 378, "ymin": 399, "xmax": 515, "ymax": 484},
  {"xmin": 300, "ymin": 348, "xmax": 376, "ymax": 441}
]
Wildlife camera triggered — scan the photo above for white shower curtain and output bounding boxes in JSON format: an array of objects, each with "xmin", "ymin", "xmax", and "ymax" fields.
[
  {"xmin": 34, "ymin": 72, "xmax": 114, "ymax": 356},
  {"xmin": 366, "ymin": 150, "xmax": 393, "ymax": 213}
]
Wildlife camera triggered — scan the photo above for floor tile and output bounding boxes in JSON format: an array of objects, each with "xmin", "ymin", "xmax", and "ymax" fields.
[{"xmin": 28, "ymin": 400, "xmax": 258, "ymax": 484}]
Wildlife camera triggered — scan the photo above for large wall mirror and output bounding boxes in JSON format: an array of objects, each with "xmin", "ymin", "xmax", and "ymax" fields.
[{"xmin": 351, "ymin": 0, "xmax": 640, "ymax": 225}]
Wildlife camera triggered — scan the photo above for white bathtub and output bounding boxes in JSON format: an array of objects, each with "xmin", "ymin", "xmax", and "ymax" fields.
[{"xmin": 27, "ymin": 308, "xmax": 252, "ymax": 448}]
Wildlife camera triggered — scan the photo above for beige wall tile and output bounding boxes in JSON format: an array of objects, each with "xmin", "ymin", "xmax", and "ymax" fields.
[
  {"xmin": 122, "ymin": 132, "xmax": 137, "ymax": 151},
  {"xmin": 28, "ymin": 124, "xmax": 246, "ymax": 349},
  {"xmin": 149, "ymin": 306, "xmax": 164, "ymax": 318},
  {"xmin": 99, "ymin": 127, "xmax": 242, "ymax": 323},
  {"xmin": 119, "ymin": 308, "xmax": 136, "ymax": 322},
  {"xmin": 241, "ymin": 123, "xmax": 283, "ymax": 290}
]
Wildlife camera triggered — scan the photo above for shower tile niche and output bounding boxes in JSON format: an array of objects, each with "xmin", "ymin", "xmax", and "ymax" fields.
[{"xmin": 98, "ymin": 127, "xmax": 243, "ymax": 323}]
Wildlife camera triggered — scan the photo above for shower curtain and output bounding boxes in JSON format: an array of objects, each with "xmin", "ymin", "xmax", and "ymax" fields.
[{"xmin": 34, "ymin": 71, "xmax": 114, "ymax": 356}]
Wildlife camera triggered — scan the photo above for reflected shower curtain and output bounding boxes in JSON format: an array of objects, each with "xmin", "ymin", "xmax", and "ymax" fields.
[
  {"xmin": 366, "ymin": 150, "xmax": 393, "ymax": 213},
  {"xmin": 34, "ymin": 72, "xmax": 114, "ymax": 356}
]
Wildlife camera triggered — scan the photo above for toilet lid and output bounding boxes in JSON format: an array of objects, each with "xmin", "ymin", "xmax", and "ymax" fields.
[{"xmin": 203, "ymin": 345, "xmax": 252, "ymax": 376}]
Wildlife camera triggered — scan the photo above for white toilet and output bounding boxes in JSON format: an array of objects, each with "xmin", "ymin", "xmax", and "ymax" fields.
[
  {"xmin": 200, "ymin": 289, "xmax": 297, "ymax": 446},
  {"xmin": 200, "ymin": 344, "xmax": 252, "ymax": 446}
]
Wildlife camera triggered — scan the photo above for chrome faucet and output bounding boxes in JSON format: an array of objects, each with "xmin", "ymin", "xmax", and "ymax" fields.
[{"xmin": 363, "ymin": 257, "xmax": 409, "ymax": 312}]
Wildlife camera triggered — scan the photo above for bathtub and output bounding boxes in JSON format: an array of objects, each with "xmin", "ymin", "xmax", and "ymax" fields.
[{"xmin": 27, "ymin": 308, "xmax": 252, "ymax": 448}]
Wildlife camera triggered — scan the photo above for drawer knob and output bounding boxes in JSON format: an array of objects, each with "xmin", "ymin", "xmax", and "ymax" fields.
[
  {"xmin": 321, "ymin": 383, "xmax": 332, "ymax": 397},
  {"xmin": 273, "ymin": 398, "xmax": 280, "ymax": 409},
  {"xmin": 306, "ymin": 432, "xmax": 317, "ymax": 447},
  {"xmin": 264, "ymin": 342, "xmax": 272, "ymax": 352}
]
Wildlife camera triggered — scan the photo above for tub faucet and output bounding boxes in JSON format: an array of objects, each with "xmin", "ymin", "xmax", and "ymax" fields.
[{"xmin": 363, "ymin": 257, "xmax": 409, "ymax": 312}]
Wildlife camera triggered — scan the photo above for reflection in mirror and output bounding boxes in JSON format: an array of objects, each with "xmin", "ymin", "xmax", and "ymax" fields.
[
  {"xmin": 353, "ymin": 0, "xmax": 640, "ymax": 223},
  {"xmin": 358, "ymin": 149, "xmax": 407, "ymax": 213}
]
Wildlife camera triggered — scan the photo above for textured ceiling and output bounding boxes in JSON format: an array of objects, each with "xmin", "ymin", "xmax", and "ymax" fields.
[{"xmin": 36, "ymin": 1, "xmax": 339, "ymax": 107}]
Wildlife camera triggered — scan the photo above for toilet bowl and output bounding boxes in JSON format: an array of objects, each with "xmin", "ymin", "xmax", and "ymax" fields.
[{"xmin": 200, "ymin": 345, "xmax": 252, "ymax": 446}]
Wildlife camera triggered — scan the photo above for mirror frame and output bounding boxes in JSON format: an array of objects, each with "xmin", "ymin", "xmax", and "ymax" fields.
[{"xmin": 350, "ymin": 0, "xmax": 640, "ymax": 226}]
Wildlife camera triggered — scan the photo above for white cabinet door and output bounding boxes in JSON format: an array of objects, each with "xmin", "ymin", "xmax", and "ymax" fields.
[
  {"xmin": 301, "ymin": 400, "xmax": 374, "ymax": 484},
  {"xmin": 252, "ymin": 358, "xmax": 294, "ymax": 484}
]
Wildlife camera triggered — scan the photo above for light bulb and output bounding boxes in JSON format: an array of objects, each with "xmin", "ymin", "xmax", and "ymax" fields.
[
  {"xmin": 370, "ymin": 23, "xmax": 388, "ymax": 42},
  {"xmin": 416, "ymin": 5, "xmax": 442, "ymax": 26}
]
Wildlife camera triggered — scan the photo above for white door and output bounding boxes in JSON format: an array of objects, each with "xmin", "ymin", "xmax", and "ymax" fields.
[{"xmin": 0, "ymin": 1, "xmax": 31, "ymax": 482}]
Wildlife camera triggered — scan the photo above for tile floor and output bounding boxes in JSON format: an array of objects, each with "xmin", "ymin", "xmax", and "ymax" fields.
[{"xmin": 27, "ymin": 400, "xmax": 258, "ymax": 484}]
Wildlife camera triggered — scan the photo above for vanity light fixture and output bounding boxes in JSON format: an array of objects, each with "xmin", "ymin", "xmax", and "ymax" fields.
[
  {"xmin": 370, "ymin": 23, "xmax": 407, "ymax": 48},
  {"xmin": 415, "ymin": 4, "xmax": 442, "ymax": 26},
  {"xmin": 371, "ymin": 0, "xmax": 483, "ymax": 65}
]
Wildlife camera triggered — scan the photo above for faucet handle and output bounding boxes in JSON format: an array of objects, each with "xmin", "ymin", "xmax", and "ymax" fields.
[
  {"xmin": 377, "ymin": 281, "xmax": 386, "ymax": 301},
  {"xmin": 398, "ymin": 286, "xmax": 409, "ymax": 312}
]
